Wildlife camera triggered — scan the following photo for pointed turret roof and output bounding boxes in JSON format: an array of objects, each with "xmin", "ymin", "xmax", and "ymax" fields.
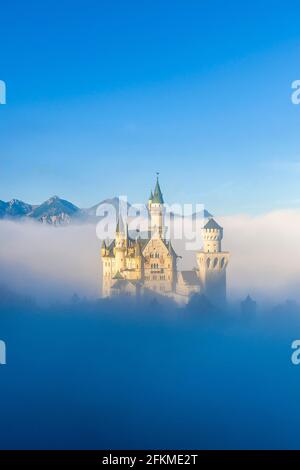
[
  {"xmin": 203, "ymin": 217, "xmax": 222, "ymax": 230},
  {"xmin": 116, "ymin": 215, "xmax": 126, "ymax": 234},
  {"xmin": 149, "ymin": 190, "xmax": 153, "ymax": 201},
  {"xmin": 135, "ymin": 239, "xmax": 142, "ymax": 256},
  {"xmin": 243, "ymin": 295, "xmax": 256, "ymax": 304},
  {"xmin": 113, "ymin": 271, "xmax": 124, "ymax": 280},
  {"xmin": 108, "ymin": 239, "xmax": 115, "ymax": 255},
  {"xmin": 152, "ymin": 176, "xmax": 164, "ymax": 204},
  {"xmin": 101, "ymin": 240, "xmax": 106, "ymax": 249}
]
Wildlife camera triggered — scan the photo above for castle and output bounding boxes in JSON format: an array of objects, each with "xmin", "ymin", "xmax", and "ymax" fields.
[{"xmin": 101, "ymin": 177, "xmax": 229, "ymax": 305}]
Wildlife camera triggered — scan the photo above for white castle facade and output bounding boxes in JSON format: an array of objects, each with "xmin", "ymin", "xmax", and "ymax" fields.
[{"xmin": 101, "ymin": 177, "xmax": 229, "ymax": 305}]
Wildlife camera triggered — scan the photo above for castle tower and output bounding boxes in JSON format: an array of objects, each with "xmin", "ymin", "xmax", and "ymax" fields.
[
  {"xmin": 241, "ymin": 295, "xmax": 257, "ymax": 316},
  {"xmin": 196, "ymin": 218, "xmax": 229, "ymax": 306},
  {"xmin": 148, "ymin": 175, "xmax": 165, "ymax": 238},
  {"xmin": 101, "ymin": 239, "xmax": 113, "ymax": 297},
  {"xmin": 114, "ymin": 217, "xmax": 127, "ymax": 274},
  {"xmin": 101, "ymin": 239, "xmax": 107, "ymax": 257},
  {"xmin": 134, "ymin": 238, "xmax": 143, "ymax": 281},
  {"xmin": 148, "ymin": 190, "xmax": 153, "ymax": 211}
]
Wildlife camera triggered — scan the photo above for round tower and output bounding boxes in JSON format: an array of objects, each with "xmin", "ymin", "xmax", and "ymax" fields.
[
  {"xmin": 114, "ymin": 217, "xmax": 127, "ymax": 273},
  {"xmin": 148, "ymin": 190, "xmax": 153, "ymax": 211},
  {"xmin": 202, "ymin": 217, "xmax": 223, "ymax": 253},
  {"xmin": 101, "ymin": 240, "xmax": 107, "ymax": 257},
  {"xmin": 149, "ymin": 175, "xmax": 165, "ymax": 238},
  {"xmin": 134, "ymin": 238, "xmax": 143, "ymax": 280},
  {"xmin": 196, "ymin": 217, "xmax": 229, "ymax": 306}
]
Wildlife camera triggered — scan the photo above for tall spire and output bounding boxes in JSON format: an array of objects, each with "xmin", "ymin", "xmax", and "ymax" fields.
[
  {"xmin": 152, "ymin": 173, "xmax": 164, "ymax": 204},
  {"xmin": 116, "ymin": 215, "xmax": 125, "ymax": 234},
  {"xmin": 135, "ymin": 239, "xmax": 141, "ymax": 256}
]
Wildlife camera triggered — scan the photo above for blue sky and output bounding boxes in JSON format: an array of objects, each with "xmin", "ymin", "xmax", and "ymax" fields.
[{"xmin": 1, "ymin": 0, "xmax": 300, "ymax": 214}]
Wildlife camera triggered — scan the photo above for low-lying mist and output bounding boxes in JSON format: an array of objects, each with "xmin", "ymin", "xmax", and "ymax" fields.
[
  {"xmin": 1, "ymin": 209, "xmax": 300, "ymax": 305},
  {"xmin": 0, "ymin": 220, "xmax": 101, "ymax": 303}
]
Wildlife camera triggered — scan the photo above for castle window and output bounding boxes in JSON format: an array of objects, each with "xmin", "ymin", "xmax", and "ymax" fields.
[
  {"xmin": 221, "ymin": 257, "xmax": 225, "ymax": 268},
  {"xmin": 213, "ymin": 258, "xmax": 218, "ymax": 268},
  {"xmin": 151, "ymin": 263, "xmax": 159, "ymax": 270},
  {"xmin": 206, "ymin": 258, "xmax": 211, "ymax": 268}
]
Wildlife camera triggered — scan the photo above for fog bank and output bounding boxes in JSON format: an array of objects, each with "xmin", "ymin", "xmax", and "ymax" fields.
[{"xmin": 1, "ymin": 209, "xmax": 300, "ymax": 304}]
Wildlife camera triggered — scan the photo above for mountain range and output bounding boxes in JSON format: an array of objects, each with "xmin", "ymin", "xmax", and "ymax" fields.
[{"xmin": 0, "ymin": 196, "xmax": 211, "ymax": 225}]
